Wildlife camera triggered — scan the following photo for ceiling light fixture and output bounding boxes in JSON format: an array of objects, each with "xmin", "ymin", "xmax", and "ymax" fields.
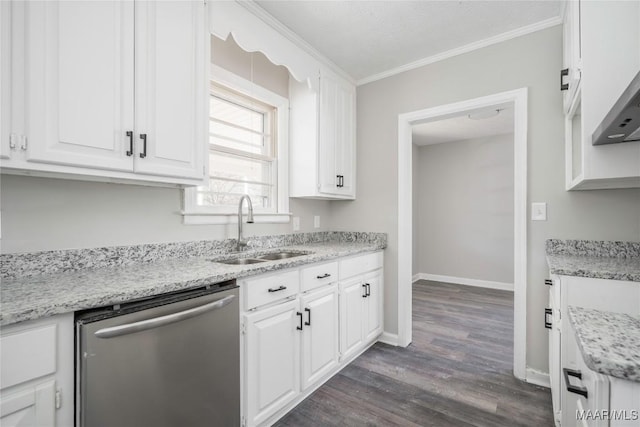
[{"xmin": 468, "ymin": 109, "xmax": 502, "ymax": 120}]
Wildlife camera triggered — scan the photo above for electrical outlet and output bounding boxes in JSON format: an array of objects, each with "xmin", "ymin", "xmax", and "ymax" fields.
[
  {"xmin": 292, "ymin": 217, "xmax": 300, "ymax": 231},
  {"xmin": 531, "ymin": 202, "xmax": 547, "ymax": 221},
  {"xmin": 314, "ymin": 215, "xmax": 320, "ymax": 229}
]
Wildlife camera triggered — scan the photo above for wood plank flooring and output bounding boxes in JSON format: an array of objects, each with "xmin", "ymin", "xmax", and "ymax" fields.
[{"xmin": 275, "ymin": 280, "xmax": 554, "ymax": 426}]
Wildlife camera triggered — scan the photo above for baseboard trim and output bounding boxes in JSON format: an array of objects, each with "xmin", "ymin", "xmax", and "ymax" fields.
[
  {"xmin": 525, "ymin": 368, "xmax": 551, "ymax": 388},
  {"xmin": 414, "ymin": 273, "xmax": 514, "ymax": 292},
  {"xmin": 378, "ymin": 332, "xmax": 400, "ymax": 346}
]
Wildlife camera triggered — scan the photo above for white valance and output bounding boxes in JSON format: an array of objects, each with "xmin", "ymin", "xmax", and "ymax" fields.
[{"xmin": 209, "ymin": 1, "xmax": 320, "ymax": 91}]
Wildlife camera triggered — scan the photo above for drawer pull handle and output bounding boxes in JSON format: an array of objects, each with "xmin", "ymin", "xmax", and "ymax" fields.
[
  {"xmin": 362, "ymin": 283, "xmax": 368, "ymax": 298},
  {"xmin": 544, "ymin": 279, "xmax": 553, "ymax": 286},
  {"xmin": 544, "ymin": 308, "xmax": 552, "ymax": 329},
  {"xmin": 304, "ymin": 307, "xmax": 311, "ymax": 326},
  {"xmin": 268, "ymin": 285, "xmax": 287, "ymax": 293},
  {"xmin": 563, "ymin": 368, "xmax": 588, "ymax": 398},
  {"xmin": 365, "ymin": 283, "xmax": 371, "ymax": 297},
  {"xmin": 316, "ymin": 273, "xmax": 331, "ymax": 279},
  {"xmin": 296, "ymin": 312, "xmax": 303, "ymax": 331}
]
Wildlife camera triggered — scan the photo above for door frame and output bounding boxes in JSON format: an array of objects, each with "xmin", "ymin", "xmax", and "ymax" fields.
[{"xmin": 396, "ymin": 88, "xmax": 528, "ymax": 380}]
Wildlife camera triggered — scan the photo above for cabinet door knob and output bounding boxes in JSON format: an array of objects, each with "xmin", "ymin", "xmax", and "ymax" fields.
[
  {"xmin": 560, "ymin": 68, "xmax": 569, "ymax": 91},
  {"xmin": 304, "ymin": 307, "xmax": 311, "ymax": 326},
  {"xmin": 139, "ymin": 134, "xmax": 147, "ymax": 158}
]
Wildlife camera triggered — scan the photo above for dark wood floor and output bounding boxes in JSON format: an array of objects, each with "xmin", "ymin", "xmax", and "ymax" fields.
[{"xmin": 275, "ymin": 280, "xmax": 554, "ymax": 427}]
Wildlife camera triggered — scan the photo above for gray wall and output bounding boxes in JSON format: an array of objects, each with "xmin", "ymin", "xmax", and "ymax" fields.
[
  {"xmin": 331, "ymin": 25, "xmax": 640, "ymax": 374},
  {"xmin": 0, "ymin": 34, "xmax": 333, "ymax": 254},
  {"xmin": 415, "ymin": 134, "xmax": 514, "ymax": 284}
]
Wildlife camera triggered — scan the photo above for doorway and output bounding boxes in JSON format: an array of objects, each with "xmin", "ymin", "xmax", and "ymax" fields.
[{"xmin": 396, "ymin": 88, "xmax": 528, "ymax": 380}]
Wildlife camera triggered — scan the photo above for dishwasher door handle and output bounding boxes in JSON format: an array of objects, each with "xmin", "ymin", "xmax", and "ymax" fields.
[{"xmin": 94, "ymin": 295, "xmax": 236, "ymax": 339}]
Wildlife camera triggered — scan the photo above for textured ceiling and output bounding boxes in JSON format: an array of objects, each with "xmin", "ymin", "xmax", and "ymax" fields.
[
  {"xmin": 412, "ymin": 106, "xmax": 514, "ymax": 146},
  {"xmin": 255, "ymin": 0, "xmax": 562, "ymax": 82}
]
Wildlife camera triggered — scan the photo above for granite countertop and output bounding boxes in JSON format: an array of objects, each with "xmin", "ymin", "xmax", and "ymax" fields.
[
  {"xmin": 568, "ymin": 306, "xmax": 640, "ymax": 382},
  {"xmin": 0, "ymin": 240, "xmax": 384, "ymax": 327},
  {"xmin": 546, "ymin": 239, "xmax": 640, "ymax": 282}
]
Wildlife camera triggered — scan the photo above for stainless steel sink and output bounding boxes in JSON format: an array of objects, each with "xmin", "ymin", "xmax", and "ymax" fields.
[
  {"xmin": 257, "ymin": 252, "xmax": 308, "ymax": 261},
  {"xmin": 215, "ymin": 258, "xmax": 266, "ymax": 265}
]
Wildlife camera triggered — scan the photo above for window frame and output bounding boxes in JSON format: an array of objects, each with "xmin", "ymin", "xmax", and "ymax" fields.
[{"xmin": 183, "ymin": 64, "xmax": 290, "ymax": 225}]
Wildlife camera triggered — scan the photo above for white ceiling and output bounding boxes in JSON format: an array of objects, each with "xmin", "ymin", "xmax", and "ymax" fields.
[
  {"xmin": 412, "ymin": 105, "xmax": 514, "ymax": 146},
  {"xmin": 255, "ymin": 0, "xmax": 562, "ymax": 83}
]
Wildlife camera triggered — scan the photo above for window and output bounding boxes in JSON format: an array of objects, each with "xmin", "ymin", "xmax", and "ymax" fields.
[{"xmin": 183, "ymin": 65, "xmax": 290, "ymax": 224}]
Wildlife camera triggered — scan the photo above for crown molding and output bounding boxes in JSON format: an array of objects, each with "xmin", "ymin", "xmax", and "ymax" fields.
[
  {"xmin": 237, "ymin": 0, "xmax": 356, "ymax": 85},
  {"xmin": 357, "ymin": 15, "xmax": 563, "ymax": 86}
]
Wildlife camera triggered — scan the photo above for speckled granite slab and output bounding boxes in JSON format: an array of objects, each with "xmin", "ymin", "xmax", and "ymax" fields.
[
  {"xmin": 568, "ymin": 306, "xmax": 640, "ymax": 382},
  {"xmin": 0, "ymin": 240, "xmax": 386, "ymax": 326},
  {"xmin": 546, "ymin": 239, "xmax": 640, "ymax": 282},
  {"xmin": 0, "ymin": 231, "xmax": 386, "ymax": 279}
]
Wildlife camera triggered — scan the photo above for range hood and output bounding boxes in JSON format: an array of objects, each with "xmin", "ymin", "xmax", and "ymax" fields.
[{"xmin": 592, "ymin": 71, "xmax": 640, "ymax": 146}]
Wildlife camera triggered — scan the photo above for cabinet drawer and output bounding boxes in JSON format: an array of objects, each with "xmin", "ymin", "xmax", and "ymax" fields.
[
  {"xmin": 301, "ymin": 261, "xmax": 338, "ymax": 292},
  {"xmin": 339, "ymin": 252, "xmax": 383, "ymax": 280},
  {"xmin": 244, "ymin": 270, "xmax": 300, "ymax": 311},
  {"xmin": 0, "ymin": 325, "xmax": 56, "ymax": 390}
]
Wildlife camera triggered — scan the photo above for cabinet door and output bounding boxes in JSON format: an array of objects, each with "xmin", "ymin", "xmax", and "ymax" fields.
[
  {"xmin": 318, "ymin": 73, "xmax": 339, "ymax": 194},
  {"xmin": 562, "ymin": 0, "xmax": 581, "ymax": 113},
  {"xmin": 548, "ymin": 287, "xmax": 562, "ymax": 426},
  {"xmin": 244, "ymin": 300, "xmax": 300, "ymax": 427},
  {"xmin": 339, "ymin": 278, "xmax": 365, "ymax": 361},
  {"xmin": 300, "ymin": 285, "xmax": 339, "ymax": 390},
  {"xmin": 1, "ymin": 0, "xmax": 11, "ymax": 160},
  {"xmin": 363, "ymin": 271, "xmax": 383, "ymax": 343},
  {"xmin": 0, "ymin": 380, "xmax": 56, "ymax": 427},
  {"xmin": 318, "ymin": 73, "xmax": 356, "ymax": 198},
  {"xmin": 133, "ymin": 0, "xmax": 206, "ymax": 180},
  {"xmin": 334, "ymin": 78, "xmax": 356, "ymax": 198},
  {"xmin": 24, "ymin": 1, "xmax": 135, "ymax": 171}
]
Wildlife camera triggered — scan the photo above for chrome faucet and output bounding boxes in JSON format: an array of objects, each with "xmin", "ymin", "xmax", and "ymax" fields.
[{"xmin": 236, "ymin": 195, "xmax": 254, "ymax": 251}]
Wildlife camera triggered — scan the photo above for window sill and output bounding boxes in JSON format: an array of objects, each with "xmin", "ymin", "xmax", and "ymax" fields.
[{"xmin": 182, "ymin": 211, "xmax": 292, "ymax": 225}]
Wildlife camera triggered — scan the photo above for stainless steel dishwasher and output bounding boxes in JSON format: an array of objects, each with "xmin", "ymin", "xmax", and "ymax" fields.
[{"xmin": 75, "ymin": 280, "xmax": 239, "ymax": 427}]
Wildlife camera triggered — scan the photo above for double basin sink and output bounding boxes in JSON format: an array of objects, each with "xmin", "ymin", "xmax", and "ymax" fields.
[{"xmin": 214, "ymin": 251, "xmax": 310, "ymax": 265}]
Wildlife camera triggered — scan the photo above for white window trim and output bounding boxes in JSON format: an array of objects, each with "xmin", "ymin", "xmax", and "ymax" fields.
[{"xmin": 183, "ymin": 64, "xmax": 290, "ymax": 225}]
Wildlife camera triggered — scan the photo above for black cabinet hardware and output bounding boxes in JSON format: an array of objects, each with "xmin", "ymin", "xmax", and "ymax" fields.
[
  {"xmin": 362, "ymin": 283, "xmax": 367, "ymax": 298},
  {"xmin": 268, "ymin": 285, "xmax": 287, "ymax": 293},
  {"xmin": 545, "ymin": 279, "xmax": 553, "ymax": 286},
  {"xmin": 316, "ymin": 273, "xmax": 331, "ymax": 279},
  {"xmin": 139, "ymin": 133, "xmax": 147, "ymax": 158},
  {"xmin": 365, "ymin": 283, "xmax": 371, "ymax": 297},
  {"xmin": 563, "ymin": 368, "xmax": 588, "ymax": 398},
  {"xmin": 560, "ymin": 68, "xmax": 569, "ymax": 91},
  {"xmin": 296, "ymin": 312, "xmax": 303, "ymax": 330},
  {"xmin": 336, "ymin": 175, "xmax": 344, "ymax": 188},
  {"xmin": 126, "ymin": 131, "xmax": 133, "ymax": 156},
  {"xmin": 544, "ymin": 308, "xmax": 552, "ymax": 329},
  {"xmin": 304, "ymin": 308, "xmax": 311, "ymax": 326}
]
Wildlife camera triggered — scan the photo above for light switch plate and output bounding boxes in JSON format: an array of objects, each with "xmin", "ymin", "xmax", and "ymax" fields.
[
  {"xmin": 293, "ymin": 217, "xmax": 300, "ymax": 231},
  {"xmin": 531, "ymin": 202, "xmax": 547, "ymax": 221},
  {"xmin": 314, "ymin": 215, "xmax": 320, "ymax": 229}
]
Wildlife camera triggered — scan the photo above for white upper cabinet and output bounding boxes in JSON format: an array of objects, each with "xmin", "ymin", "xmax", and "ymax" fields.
[
  {"xmin": 1, "ymin": 0, "xmax": 207, "ymax": 186},
  {"xmin": 563, "ymin": 0, "xmax": 640, "ymax": 190},
  {"xmin": 289, "ymin": 68, "xmax": 356, "ymax": 200},
  {"xmin": 25, "ymin": 1, "xmax": 135, "ymax": 172},
  {"xmin": 133, "ymin": 1, "xmax": 206, "ymax": 179}
]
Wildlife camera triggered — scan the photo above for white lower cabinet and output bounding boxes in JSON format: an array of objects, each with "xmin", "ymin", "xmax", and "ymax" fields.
[
  {"xmin": 0, "ymin": 314, "xmax": 74, "ymax": 427},
  {"xmin": 300, "ymin": 286, "xmax": 339, "ymax": 390},
  {"xmin": 241, "ymin": 251, "xmax": 384, "ymax": 427},
  {"xmin": 244, "ymin": 299, "xmax": 301, "ymax": 427}
]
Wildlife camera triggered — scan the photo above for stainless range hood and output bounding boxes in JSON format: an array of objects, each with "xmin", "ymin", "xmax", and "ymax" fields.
[{"xmin": 592, "ymin": 71, "xmax": 640, "ymax": 146}]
